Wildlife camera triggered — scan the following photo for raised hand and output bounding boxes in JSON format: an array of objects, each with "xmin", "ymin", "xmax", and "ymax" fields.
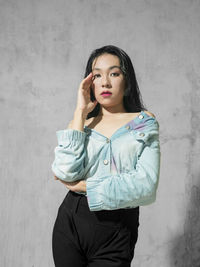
[{"xmin": 75, "ymin": 72, "xmax": 98, "ymax": 117}]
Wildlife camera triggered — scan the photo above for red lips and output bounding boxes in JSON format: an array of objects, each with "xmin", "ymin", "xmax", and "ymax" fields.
[{"xmin": 101, "ymin": 91, "xmax": 112, "ymax": 95}]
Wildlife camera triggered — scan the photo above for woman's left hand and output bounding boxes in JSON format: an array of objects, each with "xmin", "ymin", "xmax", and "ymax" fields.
[{"xmin": 54, "ymin": 175, "xmax": 86, "ymax": 192}]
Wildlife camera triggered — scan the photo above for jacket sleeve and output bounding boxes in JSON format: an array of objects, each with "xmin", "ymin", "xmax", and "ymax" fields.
[
  {"xmin": 51, "ymin": 129, "xmax": 87, "ymax": 182},
  {"xmin": 86, "ymin": 120, "xmax": 161, "ymax": 211}
]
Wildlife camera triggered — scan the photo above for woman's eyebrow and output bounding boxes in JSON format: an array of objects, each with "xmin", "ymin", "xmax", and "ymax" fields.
[{"xmin": 92, "ymin": 65, "xmax": 121, "ymax": 71}]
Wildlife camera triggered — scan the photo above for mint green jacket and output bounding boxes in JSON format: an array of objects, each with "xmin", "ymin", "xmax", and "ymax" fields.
[{"xmin": 51, "ymin": 111, "xmax": 161, "ymax": 211}]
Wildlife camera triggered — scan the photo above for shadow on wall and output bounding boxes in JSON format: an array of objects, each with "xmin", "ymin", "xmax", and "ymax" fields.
[{"xmin": 170, "ymin": 174, "xmax": 200, "ymax": 267}]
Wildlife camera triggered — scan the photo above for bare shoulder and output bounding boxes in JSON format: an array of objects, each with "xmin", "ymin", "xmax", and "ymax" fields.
[{"xmin": 143, "ymin": 110, "xmax": 156, "ymax": 118}]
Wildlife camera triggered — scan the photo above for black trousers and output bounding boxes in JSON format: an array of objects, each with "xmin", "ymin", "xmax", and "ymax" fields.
[{"xmin": 52, "ymin": 190, "xmax": 139, "ymax": 267}]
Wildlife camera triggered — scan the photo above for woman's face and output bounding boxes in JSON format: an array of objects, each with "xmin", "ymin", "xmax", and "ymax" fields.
[{"xmin": 91, "ymin": 53, "xmax": 126, "ymax": 108}]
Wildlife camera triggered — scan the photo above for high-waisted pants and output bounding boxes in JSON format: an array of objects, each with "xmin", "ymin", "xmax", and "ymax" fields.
[{"xmin": 52, "ymin": 190, "xmax": 139, "ymax": 267}]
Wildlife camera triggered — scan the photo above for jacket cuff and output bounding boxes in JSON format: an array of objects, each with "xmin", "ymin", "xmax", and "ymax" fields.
[
  {"xmin": 86, "ymin": 178, "xmax": 104, "ymax": 211},
  {"xmin": 56, "ymin": 129, "xmax": 87, "ymax": 146}
]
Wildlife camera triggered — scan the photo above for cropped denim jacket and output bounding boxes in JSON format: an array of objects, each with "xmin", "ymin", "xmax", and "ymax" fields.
[{"xmin": 51, "ymin": 110, "xmax": 161, "ymax": 211}]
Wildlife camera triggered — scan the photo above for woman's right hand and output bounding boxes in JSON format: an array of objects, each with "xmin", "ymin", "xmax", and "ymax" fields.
[{"xmin": 75, "ymin": 72, "xmax": 98, "ymax": 117}]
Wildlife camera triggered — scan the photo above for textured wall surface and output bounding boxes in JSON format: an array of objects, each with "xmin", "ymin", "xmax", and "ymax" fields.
[{"xmin": 1, "ymin": 0, "xmax": 200, "ymax": 266}]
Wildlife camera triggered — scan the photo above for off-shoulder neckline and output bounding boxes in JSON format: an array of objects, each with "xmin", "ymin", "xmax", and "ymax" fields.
[{"xmin": 84, "ymin": 110, "xmax": 155, "ymax": 140}]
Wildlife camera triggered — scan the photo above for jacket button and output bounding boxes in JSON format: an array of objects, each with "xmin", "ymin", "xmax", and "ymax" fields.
[
  {"xmin": 139, "ymin": 114, "xmax": 144, "ymax": 119},
  {"xmin": 139, "ymin": 132, "xmax": 145, "ymax": 137},
  {"xmin": 103, "ymin": 159, "xmax": 109, "ymax": 165},
  {"xmin": 126, "ymin": 125, "xmax": 130, "ymax": 129},
  {"xmin": 106, "ymin": 138, "xmax": 110, "ymax": 143}
]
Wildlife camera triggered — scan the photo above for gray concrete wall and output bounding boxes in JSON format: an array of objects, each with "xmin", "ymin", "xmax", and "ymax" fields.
[{"xmin": 1, "ymin": 0, "xmax": 200, "ymax": 266}]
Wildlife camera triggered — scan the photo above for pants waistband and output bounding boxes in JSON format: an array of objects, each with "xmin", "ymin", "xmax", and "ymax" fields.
[
  {"xmin": 65, "ymin": 190, "xmax": 139, "ymax": 214},
  {"xmin": 66, "ymin": 190, "xmax": 88, "ymax": 214}
]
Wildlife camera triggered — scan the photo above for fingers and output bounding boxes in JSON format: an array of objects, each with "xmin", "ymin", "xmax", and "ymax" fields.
[{"xmin": 81, "ymin": 72, "xmax": 93, "ymax": 89}]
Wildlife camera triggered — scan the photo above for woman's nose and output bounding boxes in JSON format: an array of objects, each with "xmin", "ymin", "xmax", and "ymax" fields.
[{"xmin": 102, "ymin": 75, "xmax": 111, "ymax": 88}]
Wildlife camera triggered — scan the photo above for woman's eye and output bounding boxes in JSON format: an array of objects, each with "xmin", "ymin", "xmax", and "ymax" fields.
[
  {"xmin": 111, "ymin": 73, "xmax": 120, "ymax": 77},
  {"xmin": 93, "ymin": 73, "xmax": 119, "ymax": 79},
  {"xmin": 93, "ymin": 74, "xmax": 100, "ymax": 79}
]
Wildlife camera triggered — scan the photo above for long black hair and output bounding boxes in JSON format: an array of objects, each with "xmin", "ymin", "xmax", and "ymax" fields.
[{"xmin": 84, "ymin": 45, "xmax": 147, "ymax": 119}]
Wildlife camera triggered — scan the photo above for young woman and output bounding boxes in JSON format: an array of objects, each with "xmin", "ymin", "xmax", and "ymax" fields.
[{"xmin": 51, "ymin": 45, "xmax": 161, "ymax": 267}]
